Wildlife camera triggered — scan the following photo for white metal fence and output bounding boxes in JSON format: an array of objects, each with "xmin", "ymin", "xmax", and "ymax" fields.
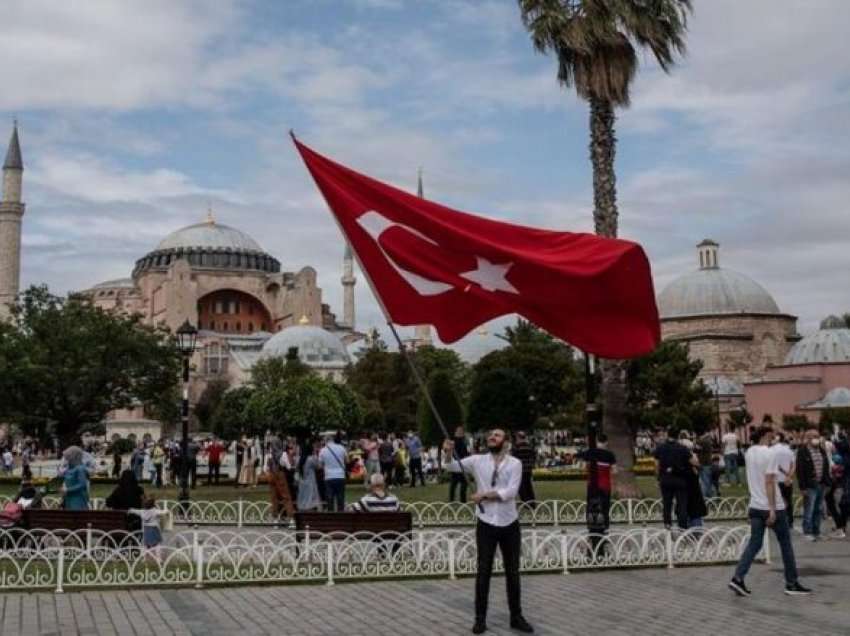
[
  {"xmin": 0, "ymin": 525, "xmax": 762, "ymax": 592},
  {"xmin": 0, "ymin": 495, "xmax": 801, "ymax": 527}
]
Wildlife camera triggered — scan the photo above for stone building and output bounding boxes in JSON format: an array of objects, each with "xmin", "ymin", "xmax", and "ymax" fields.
[
  {"xmin": 744, "ymin": 316, "xmax": 850, "ymax": 425},
  {"xmin": 0, "ymin": 123, "xmax": 24, "ymax": 321},
  {"xmin": 658, "ymin": 240, "xmax": 800, "ymax": 418}
]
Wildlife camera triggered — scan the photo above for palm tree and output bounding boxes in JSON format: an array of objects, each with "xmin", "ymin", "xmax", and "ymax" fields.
[{"xmin": 519, "ymin": 0, "xmax": 691, "ymax": 495}]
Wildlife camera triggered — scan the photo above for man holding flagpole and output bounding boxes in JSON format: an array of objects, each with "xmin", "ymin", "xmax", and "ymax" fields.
[{"xmin": 461, "ymin": 428, "xmax": 534, "ymax": 634}]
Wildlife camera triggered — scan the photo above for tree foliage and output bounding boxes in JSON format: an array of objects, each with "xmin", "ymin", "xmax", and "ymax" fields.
[
  {"xmin": 468, "ymin": 368, "xmax": 533, "ymax": 433},
  {"xmin": 250, "ymin": 347, "xmax": 313, "ymax": 392},
  {"xmin": 417, "ymin": 370, "xmax": 463, "ymax": 447},
  {"xmin": 0, "ymin": 286, "xmax": 181, "ymax": 446},
  {"xmin": 194, "ymin": 378, "xmax": 230, "ymax": 432},
  {"xmin": 247, "ymin": 375, "xmax": 345, "ymax": 439},
  {"xmin": 626, "ymin": 341, "xmax": 715, "ymax": 434},
  {"xmin": 782, "ymin": 414, "xmax": 811, "ymax": 432},
  {"xmin": 210, "ymin": 386, "xmax": 256, "ymax": 440},
  {"xmin": 819, "ymin": 407, "xmax": 850, "ymax": 433}
]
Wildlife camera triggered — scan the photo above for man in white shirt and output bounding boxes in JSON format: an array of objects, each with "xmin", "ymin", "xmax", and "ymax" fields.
[
  {"xmin": 460, "ymin": 429, "xmax": 533, "ymax": 635},
  {"xmin": 772, "ymin": 432, "xmax": 796, "ymax": 530},
  {"xmin": 721, "ymin": 429, "xmax": 740, "ymax": 485},
  {"xmin": 319, "ymin": 432, "xmax": 348, "ymax": 512},
  {"xmin": 729, "ymin": 426, "xmax": 811, "ymax": 597}
]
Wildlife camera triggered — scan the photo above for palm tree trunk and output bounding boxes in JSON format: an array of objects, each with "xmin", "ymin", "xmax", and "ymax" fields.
[{"xmin": 589, "ymin": 96, "xmax": 640, "ymax": 498}]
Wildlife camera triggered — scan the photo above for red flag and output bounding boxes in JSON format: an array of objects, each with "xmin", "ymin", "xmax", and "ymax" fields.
[{"xmin": 293, "ymin": 137, "xmax": 660, "ymax": 358}]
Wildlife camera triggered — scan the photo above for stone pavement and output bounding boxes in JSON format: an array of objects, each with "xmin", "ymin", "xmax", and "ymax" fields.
[{"xmin": 1, "ymin": 534, "xmax": 847, "ymax": 636}]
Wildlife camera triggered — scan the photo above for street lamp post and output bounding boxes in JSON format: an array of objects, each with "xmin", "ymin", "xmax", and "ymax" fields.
[{"xmin": 175, "ymin": 320, "xmax": 198, "ymax": 508}]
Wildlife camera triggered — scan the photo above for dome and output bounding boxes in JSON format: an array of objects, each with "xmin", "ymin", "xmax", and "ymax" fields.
[
  {"xmin": 156, "ymin": 220, "xmax": 263, "ymax": 252},
  {"xmin": 91, "ymin": 278, "xmax": 134, "ymax": 289},
  {"xmin": 705, "ymin": 375, "xmax": 744, "ymax": 396},
  {"xmin": 659, "ymin": 241, "xmax": 781, "ymax": 318},
  {"xmin": 133, "ymin": 213, "xmax": 280, "ymax": 277},
  {"xmin": 803, "ymin": 387, "xmax": 850, "ymax": 409},
  {"xmin": 260, "ymin": 324, "xmax": 350, "ymax": 369},
  {"xmin": 784, "ymin": 325, "xmax": 850, "ymax": 365}
]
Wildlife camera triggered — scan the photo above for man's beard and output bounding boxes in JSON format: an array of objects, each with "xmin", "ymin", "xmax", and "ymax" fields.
[{"xmin": 488, "ymin": 442, "xmax": 504, "ymax": 454}]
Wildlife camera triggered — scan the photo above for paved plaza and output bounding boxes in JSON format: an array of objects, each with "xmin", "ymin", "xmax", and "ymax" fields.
[{"xmin": 1, "ymin": 533, "xmax": 847, "ymax": 636}]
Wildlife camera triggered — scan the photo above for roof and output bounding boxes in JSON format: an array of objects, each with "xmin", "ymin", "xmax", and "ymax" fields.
[
  {"xmin": 705, "ymin": 375, "xmax": 744, "ymax": 396},
  {"xmin": 801, "ymin": 387, "xmax": 850, "ymax": 409},
  {"xmin": 659, "ymin": 268, "xmax": 781, "ymax": 318},
  {"xmin": 260, "ymin": 325, "xmax": 350, "ymax": 368},
  {"xmin": 4, "ymin": 123, "xmax": 22, "ymax": 170},
  {"xmin": 156, "ymin": 220, "xmax": 263, "ymax": 252},
  {"xmin": 784, "ymin": 326, "xmax": 850, "ymax": 365},
  {"xmin": 91, "ymin": 277, "xmax": 135, "ymax": 289}
]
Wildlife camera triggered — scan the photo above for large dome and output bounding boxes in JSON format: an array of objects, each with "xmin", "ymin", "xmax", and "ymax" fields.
[
  {"xmin": 133, "ymin": 213, "xmax": 280, "ymax": 277},
  {"xmin": 784, "ymin": 321, "xmax": 850, "ymax": 365},
  {"xmin": 156, "ymin": 220, "xmax": 263, "ymax": 252},
  {"xmin": 260, "ymin": 324, "xmax": 350, "ymax": 369},
  {"xmin": 659, "ymin": 240, "xmax": 781, "ymax": 319}
]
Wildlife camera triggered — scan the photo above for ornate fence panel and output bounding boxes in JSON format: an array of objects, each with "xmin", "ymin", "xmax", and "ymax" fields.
[
  {"xmin": 0, "ymin": 496, "xmax": 803, "ymax": 527},
  {"xmin": 0, "ymin": 525, "xmax": 760, "ymax": 592}
]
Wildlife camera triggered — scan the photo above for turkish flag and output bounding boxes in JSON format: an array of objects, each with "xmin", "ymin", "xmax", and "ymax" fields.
[{"xmin": 293, "ymin": 137, "xmax": 660, "ymax": 358}]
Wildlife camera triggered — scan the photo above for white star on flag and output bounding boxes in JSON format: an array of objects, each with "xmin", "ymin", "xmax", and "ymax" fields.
[{"xmin": 460, "ymin": 256, "xmax": 519, "ymax": 294}]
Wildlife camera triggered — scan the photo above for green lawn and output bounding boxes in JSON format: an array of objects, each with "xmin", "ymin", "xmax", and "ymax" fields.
[{"xmin": 0, "ymin": 477, "xmax": 749, "ymax": 504}]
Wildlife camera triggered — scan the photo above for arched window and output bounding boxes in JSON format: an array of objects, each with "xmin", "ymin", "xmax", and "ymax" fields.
[
  {"xmin": 248, "ymin": 322, "xmax": 254, "ymax": 332},
  {"xmin": 236, "ymin": 321, "xmax": 242, "ymax": 332},
  {"xmin": 203, "ymin": 342, "xmax": 229, "ymax": 375},
  {"xmin": 223, "ymin": 322, "xmax": 229, "ymax": 331}
]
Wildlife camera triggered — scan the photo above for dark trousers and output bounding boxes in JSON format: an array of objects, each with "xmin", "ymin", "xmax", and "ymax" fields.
[
  {"xmin": 779, "ymin": 482, "xmax": 794, "ymax": 528},
  {"xmin": 188, "ymin": 460, "xmax": 198, "ymax": 488},
  {"xmin": 325, "ymin": 478, "xmax": 346, "ymax": 512},
  {"xmin": 475, "ymin": 520, "xmax": 522, "ymax": 621},
  {"xmin": 409, "ymin": 457, "xmax": 425, "ymax": 487},
  {"xmin": 381, "ymin": 462, "xmax": 394, "ymax": 486},
  {"xmin": 825, "ymin": 483, "xmax": 846, "ymax": 530},
  {"xmin": 518, "ymin": 473, "xmax": 535, "ymax": 503},
  {"xmin": 735, "ymin": 508, "xmax": 798, "ymax": 585},
  {"xmin": 207, "ymin": 461, "xmax": 220, "ymax": 485},
  {"xmin": 154, "ymin": 463, "xmax": 163, "ymax": 488},
  {"xmin": 660, "ymin": 475, "xmax": 689, "ymax": 529},
  {"xmin": 449, "ymin": 472, "xmax": 467, "ymax": 503}
]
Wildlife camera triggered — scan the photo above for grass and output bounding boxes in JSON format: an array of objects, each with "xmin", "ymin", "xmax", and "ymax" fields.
[{"xmin": 0, "ymin": 477, "xmax": 750, "ymax": 504}]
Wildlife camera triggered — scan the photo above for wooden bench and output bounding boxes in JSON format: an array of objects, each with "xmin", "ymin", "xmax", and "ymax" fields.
[
  {"xmin": 22, "ymin": 509, "xmax": 134, "ymax": 532},
  {"xmin": 294, "ymin": 511, "xmax": 413, "ymax": 541}
]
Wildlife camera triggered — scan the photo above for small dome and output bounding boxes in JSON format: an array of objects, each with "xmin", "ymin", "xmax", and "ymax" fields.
[
  {"xmin": 261, "ymin": 325, "xmax": 350, "ymax": 369},
  {"xmin": 705, "ymin": 375, "xmax": 744, "ymax": 396},
  {"xmin": 820, "ymin": 315, "xmax": 846, "ymax": 329},
  {"xmin": 659, "ymin": 241, "xmax": 780, "ymax": 318},
  {"xmin": 156, "ymin": 220, "xmax": 263, "ymax": 252},
  {"xmin": 784, "ymin": 326, "xmax": 850, "ymax": 365},
  {"xmin": 91, "ymin": 277, "xmax": 135, "ymax": 289},
  {"xmin": 821, "ymin": 387, "xmax": 850, "ymax": 407}
]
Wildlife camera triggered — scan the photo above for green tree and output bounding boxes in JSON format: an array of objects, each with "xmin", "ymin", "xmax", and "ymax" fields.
[
  {"xmin": 414, "ymin": 345, "xmax": 472, "ymax": 405},
  {"xmin": 468, "ymin": 368, "xmax": 533, "ymax": 433},
  {"xmin": 417, "ymin": 370, "xmax": 464, "ymax": 447},
  {"xmin": 627, "ymin": 341, "xmax": 715, "ymax": 435},
  {"xmin": 250, "ymin": 347, "xmax": 313, "ymax": 391},
  {"xmin": 194, "ymin": 378, "xmax": 230, "ymax": 431},
  {"xmin": 519, "ymin": 0, "xmax": 691, "ymax": 494},
  {"xmin": 727, "ymin": 408, "xmax": 753, "ymax": 432},
  {"xmin": 475, "ymin": 319, "xmax": 581, "ymax": 422},
  {"xmin": 210, "ymin": 386, "xmax": 256, "ymax": 440},
  {"xmin": 819, "ymin": 407, "xmax": 850, "ymax": 434},
  {"xmin": 331, "ymin": 383, "xmax": 364, "ymax": 432},
  {"xmin": 0, "ymin": 285, "xmax": 181, "ymax": 447},
  {"xmin": 782, "ymin": 414, "xmax": 810, "ymax": 432},
  {"xmin": 248, "ymin": 375, "xmax": 344, "ymax": 439}
]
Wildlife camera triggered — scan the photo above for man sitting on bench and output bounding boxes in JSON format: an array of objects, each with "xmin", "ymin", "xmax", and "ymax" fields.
[{"xmin": 349, "ymin": 474, "xmax": 400, "ymax": 512}]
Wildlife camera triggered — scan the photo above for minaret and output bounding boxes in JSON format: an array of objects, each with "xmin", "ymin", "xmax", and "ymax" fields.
[
  {"xmin": 0, "ymin": 122, "xmax": 24, "ymax": 320},
  {"xmin": 413, "ymin": 167, "xmax": 433, "ymax": 347},
  {"xmin": 341, "ymin": 242, "xmax": 356, "ymax": 329}
]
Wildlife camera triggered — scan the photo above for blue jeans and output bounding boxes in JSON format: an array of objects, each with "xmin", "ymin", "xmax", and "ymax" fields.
[
  {"xmin": 699, "ymin": 465, "xmax": 716, "ymax": 498},
  {"xmin": 734, "ymin": 508, "xmax": 798, "ymax": 585},
  {"xmin": 802, "ymin": 485, "xmax": 824, "ymax": 537},
  {"xmin": 325, "ymin": 478, "xmax": 346, "ymax": 512},
  {"xmin": 724, "ymin": 453, "xmax": 738, "ymax": 485}
]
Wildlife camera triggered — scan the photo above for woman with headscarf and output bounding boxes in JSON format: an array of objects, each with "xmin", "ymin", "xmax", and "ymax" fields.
[
  {"xmin": 106, "ymin": 469, "xmax": 145, "ymax": 532},
  {"xmin": 297, "ymin": 440, "xmax": 322, "ymax": 512},
  {"xmin": 62, "ymin": 446, "xmax": 90, "ymax": 511}
]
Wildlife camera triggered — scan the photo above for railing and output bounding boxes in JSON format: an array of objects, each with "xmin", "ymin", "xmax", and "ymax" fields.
[
  {"xmin": 0, "ymin": 496, "xmax": 803, "ymax": 527},
  {"xmin": 0, "ymin": 525, "xmax": 762, "ymax": 592}
]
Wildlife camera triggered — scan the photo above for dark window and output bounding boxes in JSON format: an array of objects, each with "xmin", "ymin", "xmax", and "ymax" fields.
[
  {"xmin": 223, "ymin": 322, "xmax": 229, "ymax": 331},
  {"xmin": 248, "ymin": 322, "xmax": 254, "ymax": 332},
  {"xmin": 236, "ymin": 322, "xmax": 241, "ymax": 332}
]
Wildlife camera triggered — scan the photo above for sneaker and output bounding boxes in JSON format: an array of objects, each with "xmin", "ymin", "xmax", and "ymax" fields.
[
  {"xmin": 785, "ymin": 582, "xmax": 812, "ymax": 595},
  {"xmin": 802, "ymin": 534, "xmax": 816, "ymax": 541},
  {"xmin": 728, "ymin": 577, "xmax": 752, "ymax": 596},
  {"xmin": 472, "ymin": 619, "xmax": 487, "ymax": 634},
  {"xmin": 510, "ymin": 616, "xmax": 534, "ymax": 633},
  {"xmin": 829, "ymin": 529, "xmax": 846, "ymax": 539}
]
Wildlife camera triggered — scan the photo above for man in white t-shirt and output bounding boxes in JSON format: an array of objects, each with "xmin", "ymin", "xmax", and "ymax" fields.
[
  {"xmin": 729, "ymin": 426, "xmax": 811, "ymax": 597},
  {"xmin": 460, "ymin": 429, "xmax": 533, "ymax": 635},
  {"xmin": 772, "ymin": 432, "xmax": 796, "ymax": 530},
  {"xmin": 721, "ymin": 430, "xmax": 740, "ymax": 486}
]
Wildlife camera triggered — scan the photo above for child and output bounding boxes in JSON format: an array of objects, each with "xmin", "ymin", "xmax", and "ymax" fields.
[{"xmin": 129, "ymin": 497, "xmax": 170, "ymax": 553}]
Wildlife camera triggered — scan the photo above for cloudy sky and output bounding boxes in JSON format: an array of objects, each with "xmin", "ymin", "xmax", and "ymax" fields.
[{"xmin": 4, "ymin": 0, "xmax": 848, "ymax": 358}]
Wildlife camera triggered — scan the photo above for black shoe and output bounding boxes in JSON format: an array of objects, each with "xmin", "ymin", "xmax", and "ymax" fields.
[
  {"xmin": 510, "ymin": 616, "xmax": 534, "ymax": 633},
  {"xmin": 785, "ymin": 582, "xmax": 812, "ymax": 595},
  {"xmin": 472, "ymin": 618, "xmax": 487, "ymax": 634},
  {"xmin": 728, "ymin": 577, "xmax": 751, "ymax": 596}
]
